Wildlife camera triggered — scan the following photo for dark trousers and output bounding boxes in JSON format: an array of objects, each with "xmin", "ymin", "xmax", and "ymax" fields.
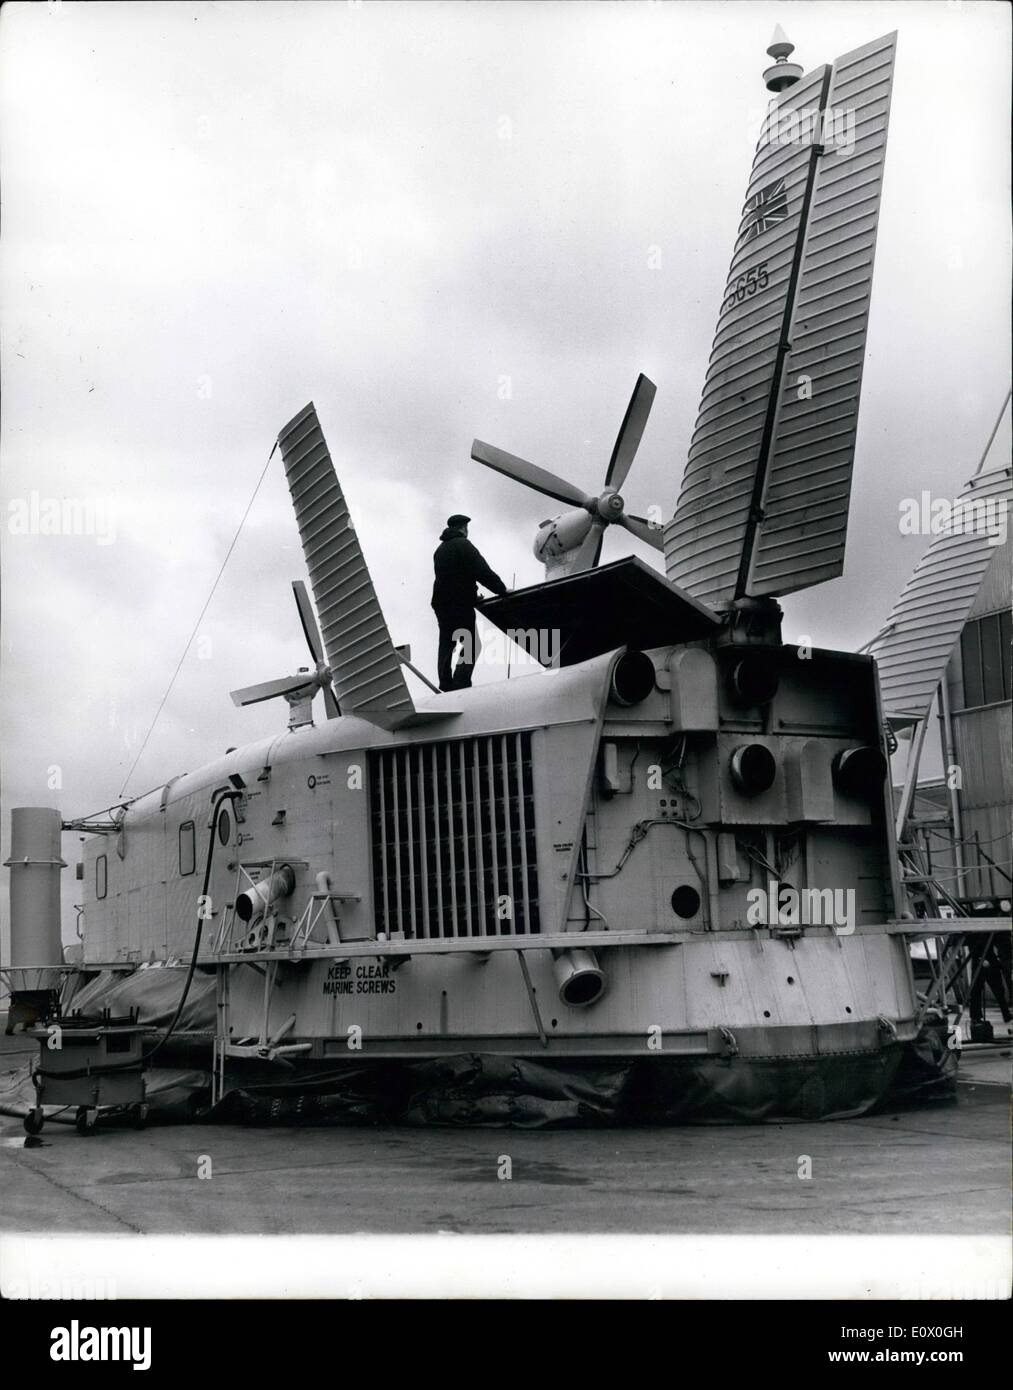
[
  {"xmin": 435, "ymin": 607, "xmax": 477, "ymax": 691},
  {"xmin": 968, "ymin": 932, "xmax": 1012, "ymax": 1023}
]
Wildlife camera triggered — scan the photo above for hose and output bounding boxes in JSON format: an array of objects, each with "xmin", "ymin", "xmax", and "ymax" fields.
[{"xmin": 0, "ymin": 1102, "xmax": 76, "ymax": 1127}]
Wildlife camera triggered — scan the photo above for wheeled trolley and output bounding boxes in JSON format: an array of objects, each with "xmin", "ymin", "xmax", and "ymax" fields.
[{"xmin": 24, "ymin": 1015, "xmax": 150, "ymax": 1137}]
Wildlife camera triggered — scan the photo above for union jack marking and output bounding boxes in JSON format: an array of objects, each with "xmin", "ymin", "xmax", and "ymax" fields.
[{"xmin": 742, "ymin": 177, "xmax": 789, "ymax": 242}]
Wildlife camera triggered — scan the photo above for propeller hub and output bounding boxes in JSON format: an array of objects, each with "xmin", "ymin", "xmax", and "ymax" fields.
[{"xmin": 597, "ymin": 490, "xmax": 625, "ymax": 521}]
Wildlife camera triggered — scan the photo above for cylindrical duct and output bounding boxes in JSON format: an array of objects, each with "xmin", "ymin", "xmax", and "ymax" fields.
[
  {"xmin": 315, "ymin": 870, "xmax": 342, "ymax": 946},
  {"xmin": 4, "ymin": 807, "xmax": 66, "ymax": 988},
  {"xmin": 610, "ymin": 650, "xmax": 656, "ymax": 707},
  {"xmin": 832, "ymin": 746, "xmax": 888, "ymax": 797},
  {"xmin": 235, "ymin": 863, "xmax": 296, "ymax": 923},
  {"xmin": 730, "ymin": 743, "xmax": 777, "ymax": 795},
  {"xmin": 727, "ymin": 651, "xmax": 779, "ymax": 706},
  {"xmin": 552, "ymin": 947, "xmax": 607, "ymax": 1008}
]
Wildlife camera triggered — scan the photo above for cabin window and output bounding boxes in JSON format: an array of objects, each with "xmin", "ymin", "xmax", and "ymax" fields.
[
  {"xmin": 217, "ymin": 807, "xmax": 232, "ymax": 847},
  {"xmin": 960, "ymin": 611, "xmax": 1011, "ymax": 709},
  {"xmin": 179, "ymin": 821, "xmax": 196, "ymax": 876},
  {"xmin": 96, "ymin": 854, "xmax": 107, "ymax": 900}
]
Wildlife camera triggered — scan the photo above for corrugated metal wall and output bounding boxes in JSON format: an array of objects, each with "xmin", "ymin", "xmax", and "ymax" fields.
[
  {"xmin": 968, "ymin": 532, "xmax": 1012, "ymax": 618},
  {"xmin": 942, "ymin": 531, "xmax": 1012, "ymax": 901},
  {"xmin": 870, "ymin": 465, "xmax": 1012, "ymax": 720}
]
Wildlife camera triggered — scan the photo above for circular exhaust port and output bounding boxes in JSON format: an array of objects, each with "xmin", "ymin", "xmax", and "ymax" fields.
[
  {"xmin": 730, "ymin": 743, "xmax": 777, "ymax": 795},
  {"xmin": 610, "ymin": 650, "xmax": 656, "ymax": 707},
  {"xmin": 552, "ymin": 947, "xmax": 608, "ymax": 1008},
  {"xmin": 833, "ymin": 746, "xmax": 888, "ymax": 796},
  {"xmin": 728, "ymin": 651, "xmax": 780, "ymax": 705}
]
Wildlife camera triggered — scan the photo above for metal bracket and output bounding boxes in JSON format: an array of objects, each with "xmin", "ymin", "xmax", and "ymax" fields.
[{"xmin": 516, "ymin": 951, "xmax": 548, "ymax": 1048}]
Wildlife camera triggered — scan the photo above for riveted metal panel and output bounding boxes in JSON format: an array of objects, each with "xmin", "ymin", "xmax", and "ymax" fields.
[
  {"xmin": 748, "ymin": 31, "xmax": 897, "ymax": 597},
  {"xmin": 869, "ymin": 465, "xmax": 1012, "ymax": 719},
  {"xmin": 277, "ymin": 402, "xmax": 414, "ymax": 729}
]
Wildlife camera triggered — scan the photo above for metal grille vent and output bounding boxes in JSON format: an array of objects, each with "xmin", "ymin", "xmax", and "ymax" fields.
[{"xmin": 369, "ymin": 733, "xmax": 540, "ymax": 939}]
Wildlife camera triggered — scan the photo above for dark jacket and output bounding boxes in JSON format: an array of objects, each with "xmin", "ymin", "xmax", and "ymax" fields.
[{"xmin": 431, "ymin": 527, "xmax": 507, "ymax": 611}]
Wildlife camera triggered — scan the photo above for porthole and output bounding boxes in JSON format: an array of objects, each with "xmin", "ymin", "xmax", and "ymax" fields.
[
  {"xmin": 96, "ymin": 854, "xmax": 107, "ymax": 900},
  {"xmin": 671, "ymin": 885, "xmax": 702, "ymax": 919},
  {"xmin": 217, "ymin": 807, "xmax": 232, "ymax": 847}
]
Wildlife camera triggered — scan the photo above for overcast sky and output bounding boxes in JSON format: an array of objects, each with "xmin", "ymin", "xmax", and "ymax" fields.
[{"xmin": 1, "ymin": 1, "xmax": 1009, "ymax": 942}]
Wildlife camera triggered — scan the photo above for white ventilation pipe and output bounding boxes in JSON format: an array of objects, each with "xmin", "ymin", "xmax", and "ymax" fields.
[
  {"xmin": 235, "ymin": 864, "xmax": 296, "ymax": 923},
  {"xmin": 552, "ymin": 947, "xmax": 607, "ymax": 1008},
  {"xmin": 4, "ymin": 808, "xmax": 65, "ymax": 989}
]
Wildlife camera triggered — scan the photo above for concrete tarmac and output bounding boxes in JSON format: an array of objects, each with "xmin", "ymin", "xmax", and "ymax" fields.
[{"xmin": 1, "ymin": 1043, "xmax": 1008, "ymax": 1237}]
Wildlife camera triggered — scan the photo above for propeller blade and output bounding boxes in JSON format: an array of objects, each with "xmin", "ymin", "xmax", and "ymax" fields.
[
  {"xmin": 569, "ymin": 521, "xmax": 607, "ymax": 574},
  {"xmin": 618, "ymin": 512, "xmax": 665, "ymax": 551},
  {"xmin": 471, "ymin": 440, "xmax": 591, "ymax": 508},
  {"xmin": 604, "ymin": 374, "xmax": 656, "ymax": 491},
  {"xmin": 230, "ymin": 673, "xmax": 316, "ymax": 708},
  {"xmin": 292, "ymin": 580, "xmax": 325, "ymax": 665},
  {"xmin": 292, "ymin": 581, "xmax": 341, "ymax": 717}
]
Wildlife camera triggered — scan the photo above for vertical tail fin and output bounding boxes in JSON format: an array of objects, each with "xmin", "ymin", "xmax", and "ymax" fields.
[
  {"xmin": 665, "ymin": 33, "xmax": 898, "ymax": 608},
  {"xmin": 277, "ymin": 403, "xmax": 417, "ymax": 730}
]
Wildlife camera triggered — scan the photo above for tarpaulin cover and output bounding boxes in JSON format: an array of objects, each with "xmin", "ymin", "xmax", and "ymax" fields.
[
  {"xmin": 67, "ymin": 967, "xmax": 217, "ymax": 1034},
  {"xmin": 0, "ymin": 967, "xmax": 957, "ymax": 1129},
  {"xmin": 882, "ymin": 1013, "xmax": 959, "ymax": 1107}
]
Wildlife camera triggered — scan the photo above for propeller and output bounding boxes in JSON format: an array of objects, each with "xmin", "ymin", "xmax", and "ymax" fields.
[
  {"xmin": 230, "ymin": 671, "xmax": 323, "ymax": 708},
  {"xmin": 471, "ymin": 374, "xmax": 663, "ymax": 576},
  {"xmin": 468, "ymin": 444, "xmax": 592, "ymax": 509},
  {"xmin": 229, "ymin": 581, "xmax": 341, "ymax": 717},
  {"xmin": 291, "ymin": 580, "xmax": 340, "ymax": 718}
]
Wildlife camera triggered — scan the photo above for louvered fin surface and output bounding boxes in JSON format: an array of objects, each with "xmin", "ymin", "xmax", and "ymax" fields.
[
  {"xmin": 747, "ymin": 32, "xmax": 897, "ymax": 598},
  {"xmin": 868, "ymin": 464, "xmax": 1012, "ymax": 720},
  {"xmin": 663, "ymin": 65, "xmax": 832, "ymax": 607},
  {"xmin": 277, "ymin": 402, "xmax": 415, "ymax": 730},
  {"xmin": 665, "ymin": 33, "xmax": 898, "ymax": 608}
]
